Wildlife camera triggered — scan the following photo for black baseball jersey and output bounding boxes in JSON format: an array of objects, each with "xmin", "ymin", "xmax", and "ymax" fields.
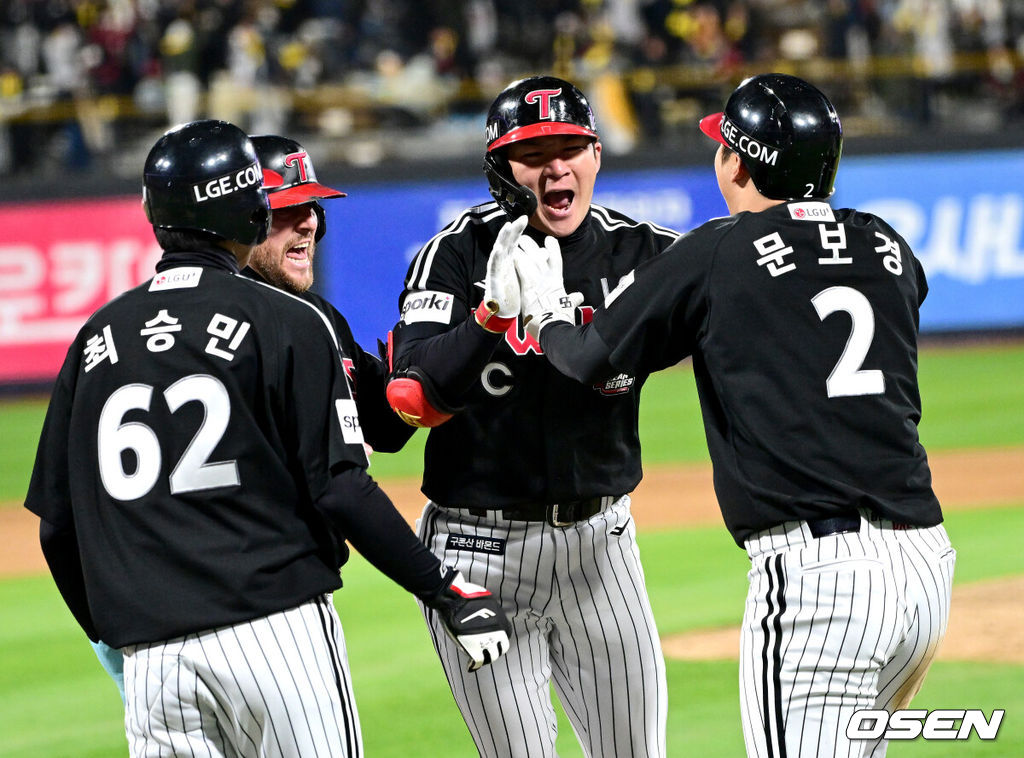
[
  {"xmin": 25, "ymin": 251, "xmax": 370, "ymax": 647},
  {"xmin": 241, "ymin": 268, "xmax": 414, "ymax": 453},
  {"xmin": 393, "ymin": 202, "xmax": 678, "ymax": 507},
  {"xmin": 543, "ymin": 201, "xmax": 942, "ymax": 545}
]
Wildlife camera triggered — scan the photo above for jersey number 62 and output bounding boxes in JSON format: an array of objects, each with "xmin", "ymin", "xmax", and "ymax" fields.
[{"xmin": 97, "ymin": 374, "xmax": 239, "ymax": 501}]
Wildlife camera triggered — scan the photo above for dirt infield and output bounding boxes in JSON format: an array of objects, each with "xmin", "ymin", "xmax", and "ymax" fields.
[
  {"xmin": 661, "ymin": 575, "xmax": 1024, "ymax": 665},
  {"xmin": 4, "ymin": 446, "xmax": 1022, "ymax": 661},
  {"xmin": 4, "ymin": 446, "xmax": 1023, "ymax": 576}
]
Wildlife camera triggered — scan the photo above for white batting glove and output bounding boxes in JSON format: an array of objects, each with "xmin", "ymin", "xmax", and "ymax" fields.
[
  {"xmin": 514, "ymin": 234, "xmax": 584, "ymax": 342},
  {"xmin": 483, "ymin": 215, "xmax": 529, "ymax": 319},
  {"xmin": 425, "ymin": 569, "xmax": 512, "ymax": 672}
]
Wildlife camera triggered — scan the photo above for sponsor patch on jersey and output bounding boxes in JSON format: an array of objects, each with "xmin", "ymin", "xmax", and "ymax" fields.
[
  {"xmin": 788, "ymin": 202, "xmax": 835, "ymax": 222},
  {"xmin": 401, "ymin": 290, "xmax": 454, "ymax": 325},
  {"xmin": 149, "ymin": 267, "xmax": 203, "ymax": 291},
  {"xmin": 446, "ymin": 533, "xmax": 506, "ymax": 555},
  {"xmin": 334, "ymin": 399, "xmax": 365, "ymax": 447},
  {"xmin": 191, "ymin": 162, "xmax": 262, "ymax": 203},
  {"xmin": 720, "ymin": 116, "xmax": 779, "ymax": 166}
]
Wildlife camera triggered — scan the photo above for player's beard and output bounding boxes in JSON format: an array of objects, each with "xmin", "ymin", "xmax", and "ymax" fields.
[{"xmin": 249, "ymin": 238, "xmax": 315, "ymax": 295}]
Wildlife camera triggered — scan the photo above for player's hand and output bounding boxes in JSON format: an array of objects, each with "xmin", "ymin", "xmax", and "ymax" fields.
[
  {"xmin": 483, "ymin": 215, "xmax": 529, "ymax": 319},
  {"xmin": 514, "ymin": 234, "xmax": 584, "ymax": 342},
  {"xmin": 423, "ymin": 568, "xmax": 512, "ymax": 672}
]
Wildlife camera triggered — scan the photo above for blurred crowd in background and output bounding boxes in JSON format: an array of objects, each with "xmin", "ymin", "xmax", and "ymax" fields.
[{"xmin": 1, "ymin": 0, "xmax": 1022, "ymax": 177}]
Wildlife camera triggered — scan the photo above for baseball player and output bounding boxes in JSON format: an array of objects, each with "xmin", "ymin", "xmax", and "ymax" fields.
[
  {"xmin": 386, "ymin": 76, "xmax": 679, "ymax": 757},
  {"xmin": 517, "ymin": 73, "xmax": 956, "ymax": 758},
  {"xmin": 245, "ymin": 134, "xmax": 415, "ymax": 453},
  {"xmin": 85, "ymin": 133, "xmax": 417, "ymax": 708},
  {"xmin": 24, "ymin": 120, "xmax": 511, "ymax": 757}
]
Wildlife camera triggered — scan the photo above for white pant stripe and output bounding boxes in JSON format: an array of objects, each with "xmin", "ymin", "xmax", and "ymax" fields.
[
  {"xmin": 313, "ymin": 597, "xmax": 360, "ymax": 757},
  {"xmin": 741, "ymin": 513, "xmax": 954, "ymax": 758},
  {"xmin": 418, "ymin": 496, "xmax": 667, "ymax": 758},
  {"xmin": 123, "ymin": 597, "xmax": 361, "ymax": 757}
]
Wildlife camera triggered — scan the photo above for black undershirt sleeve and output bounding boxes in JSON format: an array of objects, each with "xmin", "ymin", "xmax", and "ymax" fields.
[
  {"xmin": 393, "ymin": 316, "xmax": 504, "ymax": 406},
  {"xmin": 39, "ymin": 518, "xmax": 100, "ymax": 642},
  {"xmin": 539, "ymin": 321, "xmax": 619, "ymax": 385},
  {"xmin": 314, "ymin": 466, "xmax": 447, "ymax": 600},
  {"xmin": 351, "ymin": 345, "xmax": 416, "ymax": 453}
]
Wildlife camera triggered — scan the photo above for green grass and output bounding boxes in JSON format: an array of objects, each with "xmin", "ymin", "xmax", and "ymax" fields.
[
  {"xmin": 892, "ymin": 663, "xmax": 1023, "ymax": 757},
  {"xmin": 3, "ymin": 341, "xmax": 1022, "ymax": 755},
  {"xmin": 916, "ymin": 341, "xmax": 1024, "ymax": 450},
  {"xmin": 4, "ymin": 343, "xmax": 1024, "ymax": 503},
  {"xmin": 2, "ymin": 505, "xmax": 1020, "ymax": 757},
  {"xmin": 0, "ymin": 395, "xmax": 50, "ymax": 506}
]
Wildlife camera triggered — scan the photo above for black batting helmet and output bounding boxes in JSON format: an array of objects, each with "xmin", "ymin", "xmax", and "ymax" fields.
[
  {"xmin": 699, "ymin": 74, "xmax": 843, "ymax": 200},
  {"xmin": 485, "ymin": 75, "xmax": 598, "ymax": 152},
  {"xmin": 483, "ymin": 75, "xmax": 599, "ymax": 219},
  {"xmin": 143, "ymin": 120, "xmax": 270, "ymax": 245},
  {"xmin": 250, "ymin": 135, "xmax": 346, "ymax": 242}
]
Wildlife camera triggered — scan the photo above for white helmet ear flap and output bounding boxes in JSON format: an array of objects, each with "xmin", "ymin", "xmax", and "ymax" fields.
[{"xmin": 484, "ymin": 152, "xmax": 538, "ymax": 221}]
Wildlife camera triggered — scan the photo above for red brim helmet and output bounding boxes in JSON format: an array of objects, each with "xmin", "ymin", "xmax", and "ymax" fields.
[
  {"xmin": 483, "ymin": 75, "xmax": 598, "ymax": 219},
  {"xmin": 485, "ymin": 75, "xmax": 598, "ymax": 153},
  {"xmin": 251, "ymin": 135, "xmax": 345, "ymax": 241}
]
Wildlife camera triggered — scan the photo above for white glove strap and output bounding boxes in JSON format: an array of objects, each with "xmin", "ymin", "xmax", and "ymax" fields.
[
  {"xmin": 454, "ymin": 630, "xmax": 510, "ymax": 672},
  {"xmin": 523, "ymin": 292, "xmax": 582, "ymax": 342}
]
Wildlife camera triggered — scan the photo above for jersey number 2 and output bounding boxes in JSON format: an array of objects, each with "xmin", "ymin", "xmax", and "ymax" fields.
[
  {"xmin": 811, "ymin": 286, "xmax": 885, "ymax": 398},
  {"xmin": 97, "ymin": 375, "xmax": 239, "ymax": 501}
]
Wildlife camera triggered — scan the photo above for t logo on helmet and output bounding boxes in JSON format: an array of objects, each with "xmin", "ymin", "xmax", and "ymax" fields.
[
  {"xmin": 284, "ymin": 151, "xmax": 310, "ymax": 182},
  {"xmin": 525, "ymin": 88, "xmax": 562, "ymax": 120}
]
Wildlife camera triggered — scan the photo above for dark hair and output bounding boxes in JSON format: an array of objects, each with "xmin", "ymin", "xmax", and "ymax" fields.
[{"xmin": 153, "ymin": 227, "xmax": 225, "ymax": 253}]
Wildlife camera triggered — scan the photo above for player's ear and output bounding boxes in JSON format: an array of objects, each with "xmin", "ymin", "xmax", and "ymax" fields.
[
  {"xmin": 592, "ymin": 140, "xmax": 602, "ymax": 173},
  {"xmin": 725, "ymin": 150, "xmax": 749, "ymax": 186}
]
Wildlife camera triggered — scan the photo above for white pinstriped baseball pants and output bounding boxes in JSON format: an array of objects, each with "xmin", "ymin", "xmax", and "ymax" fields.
[
  {"xmin": 740, "ymin": 512, "xmax": 955, "ymax": 758},
  {"xmin": 122, "ymin": 594, "xmax": 362, "ymax": 757},
  {"xmin": 417, "ymin": 495, "xmax": 668, "ymax": 758}
]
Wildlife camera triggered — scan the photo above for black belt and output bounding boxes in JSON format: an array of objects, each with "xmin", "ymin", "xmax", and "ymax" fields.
[
  {"xmin": 806, "ymin": 512, "xmax": 861, "ymax": 538},
  {"xmin": 464, "ymin": 496, "xmax": 617, "ymax": 527}
]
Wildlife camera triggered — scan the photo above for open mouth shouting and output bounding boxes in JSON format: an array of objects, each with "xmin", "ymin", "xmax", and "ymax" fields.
[
  {"xmin": 543, "ymin": 190, "xmax": 575, "ymax": 218},
  {"xmin": 286, "ymin": 241, "xmax": 312, "ymax": 268}
]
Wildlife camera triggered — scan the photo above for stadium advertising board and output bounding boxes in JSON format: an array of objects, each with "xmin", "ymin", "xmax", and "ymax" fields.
[
  {"xmin": 1, "ymin": 150, "xmax": 1021, "ymax": 384},
  {"xmin": 0, "ymin": 198, "xmax": 160, "ymax": 383},
  {"xmin": 322, "ymin": 149, "xmax": 1024, "ymax": 347}
]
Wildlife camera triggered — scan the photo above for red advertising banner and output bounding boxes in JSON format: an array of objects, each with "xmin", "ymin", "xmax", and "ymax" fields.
[{"xmin": 0, "ymin": 197, "xmax": 161, "ymax": 383}]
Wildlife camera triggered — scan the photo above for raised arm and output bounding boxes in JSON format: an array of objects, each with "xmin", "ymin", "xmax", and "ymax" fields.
[{"xmin": 387, "ymin": 215, "xmax": 527, "ymax": 427}]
